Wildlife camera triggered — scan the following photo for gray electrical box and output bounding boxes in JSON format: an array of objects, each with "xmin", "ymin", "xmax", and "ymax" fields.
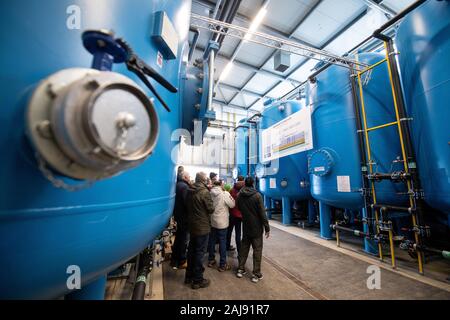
[
  {"xmin": 152, "ymin": 11, "xmax": 179, "ymax": 60},
  {"xmin": 274, "ymin": 50, "xmax": 290, "ymax": 72}
]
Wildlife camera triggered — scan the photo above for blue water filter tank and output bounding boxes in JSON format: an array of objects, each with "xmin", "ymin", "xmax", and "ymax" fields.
[
  {"xmin": 0, "ymin": 0, "xmax": 194, "ymax": 299},
  {"xmin": 396, "ymin": 0, "xmax": 450, "ymax": 216},
  {"xmin": 257, "ymin": 100, "xmax": 311, "ymax": 225},
  {"xmin": 306, "ymin": 52, "xmax": 408, "ymax": 240},
  {"xmin": 234, "ymin": 119, "xmax": 257, "ymax": 179}
]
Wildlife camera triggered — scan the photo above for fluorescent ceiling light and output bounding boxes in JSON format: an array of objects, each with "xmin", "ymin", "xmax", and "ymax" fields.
[
  {"xmin": 219, "ymin": 61, "xmax": 234, "ymax": 81},
  {"xmin": 243, "ymin": 7, "xmax": 267, "ymax": 41}
]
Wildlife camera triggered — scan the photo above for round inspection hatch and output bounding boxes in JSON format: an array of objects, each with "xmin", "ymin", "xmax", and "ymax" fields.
[{"xmin": 89, "ymin": 85, "xmax": 152, "ymax": 157}]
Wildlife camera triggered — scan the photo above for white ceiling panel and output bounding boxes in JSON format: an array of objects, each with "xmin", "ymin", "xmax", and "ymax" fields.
[
  {"xmin": 244, "ymin": 73, "xmax": 281, "ymax": 94},
  {"xmin": 235, "ymin": 40, "xmax": 275, "ymax": 67},
  {"xmin": 237, "ymin": 0, "xmax": 265, "ymax": 18},
  {"xmin": 267, "ymin": 80, "xmax": 298, "ymax": 99},
  {"xmin": 382, "ymin": 0, "xmax": 416, "ymax": 12},
  {"xmin": 292, "ymin": 0, "xmax": 367, "ymax": 47},
  {"xmin": 264, "ymin": 0, "xmax": 319, "ymax": 34},
  {"xmin": 216, "ymin": 85, "xmax": 238, "ymax": 103},
  {"xmin": 230, "ymin": 92, "xmax": 259, "ymax": 108},
  {"xmin": 325, "ymin": 8, "xmax": 388, "ymax": 55},
  {"xmin": 288, "ymin": 59, "xmax": 320, "ymax": 82}
]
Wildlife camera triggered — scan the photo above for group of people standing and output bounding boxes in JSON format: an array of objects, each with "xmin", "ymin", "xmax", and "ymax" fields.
[{"xmin": 171, "ymin": 167, "xmax": 270, "ymax": 290}]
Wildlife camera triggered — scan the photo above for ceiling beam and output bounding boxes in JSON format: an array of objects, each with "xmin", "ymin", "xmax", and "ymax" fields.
[
  {"xmin": 218, "ymin": 82, "xmax": 268, "ymax": 99},
  {"xmin": 193, "ymin": 46, "xmax": 301, "ymax": 83},
  {"xmin": 228, "ymin": 0, "xmax": 324, "ymax": 104},
  {"xmin": 247, "ymin": 6, "xmax": 373, "ymax": 110}
]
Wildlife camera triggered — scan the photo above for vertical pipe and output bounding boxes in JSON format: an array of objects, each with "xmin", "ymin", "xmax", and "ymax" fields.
[
  {"xmin": 65, "ymin": 275, "xmax": 106, "ymax": 300},
  {"xmin": 319, "ymin": 202, "xmax": 332, "ymax": 240},
  {"xmin": 349, "ymin": 63, "xmax": 374, "ymax": 252},
  {"xmin": 207, "ymin": 50, "xmax": 215, "ymax": 111},
  {"xmin": 383, "ymin": 39, "xmax": 424, "ymax": 274},
  {"xmin": 308, "ymin": 200, "xmax": 316, "ymax": 225},
  {"xmin": 388, "ymin": 222, "xmax": 397, "ymax": 269},
  {"xmin": 282, "ymin": 197, "xmax": 292, "ymax": 225},
  {"xmin": 336, "ymin": 224, "xmax": 341, "ymax": 247},
  {"xmin": 362, "ymin": 207, "xmax": 378, "ymax": 255}
]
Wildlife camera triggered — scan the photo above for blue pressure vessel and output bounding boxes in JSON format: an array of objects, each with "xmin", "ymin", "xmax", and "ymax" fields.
[
  {"xmin": 306, "ymin": 52, "xmax": 407, "ymax": 241},
  {"xmin": 0, "ymin": 0, "xmax": 200, "ymax": 299},
  {"xmin": 396, "ymin": 0, "xmax": 450, "ymax": 215},
  {"xmin": 234, "ymin": 119, "xmax": 257, "ymax": 179},
  {"xmin": 256, "ymin": 100, "xmax": 311, "ymax": 224},
  {"xmin": 307, "ymin": 52, "xmax": 407, "ymax": 211}
]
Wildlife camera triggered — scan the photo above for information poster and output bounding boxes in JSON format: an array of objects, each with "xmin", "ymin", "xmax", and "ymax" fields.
[{"xmin": 261, "ymin": 106, "xmax": 313, "ymax": 162}]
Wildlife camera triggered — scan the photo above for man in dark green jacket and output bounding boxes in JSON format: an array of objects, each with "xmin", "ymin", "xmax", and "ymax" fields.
[
  {"xmin": 236, "ymin": 177, "xmax": 270, "ymax": 283},
  {"xmin": 185, "ymin": 172, "xmax": 215, "ymax": 289}
]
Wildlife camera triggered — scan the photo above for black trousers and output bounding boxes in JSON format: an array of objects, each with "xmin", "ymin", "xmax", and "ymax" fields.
[
  {"xmin": 226, "ymin": 215, "xmax": 242, "ymax": 252},
  {"xmin": 171, "ymin": 227, "xmax": 189, "ymax": 266},
  {"xmin": 238, "ymin": 235, "xmax": 263, "ymax": 276},
  {"xmin": 185, "ymin": 233, "xmax": 209, "ymax": 283}
]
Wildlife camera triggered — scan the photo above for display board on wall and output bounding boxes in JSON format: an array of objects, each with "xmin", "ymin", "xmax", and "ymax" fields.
[{"xmin": 261, "ymin": 106, "xmax": 313, "ymax": 162}]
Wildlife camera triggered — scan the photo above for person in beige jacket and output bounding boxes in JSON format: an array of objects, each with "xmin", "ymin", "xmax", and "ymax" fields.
[{"xmin": 207, "ymin": 180, "xmax": 235, "ymax": 271}]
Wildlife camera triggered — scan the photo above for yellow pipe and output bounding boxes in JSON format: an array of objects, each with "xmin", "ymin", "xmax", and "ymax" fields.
[
  {"xmin": 388, "ymin": 222, "xmax": 396, "ymax": 269},
  {"xmin": 367, "ymin": 121, "xmax": 398, "ymax": 132},
  {"xmin": 336, "ymin": 225, "xmax": 340, "ymax": 247},
  {"xmin": 357, "ymin": 58, "xmax": 388, "ymax": 76},
  {"xmin": 384, "ymin": 41, "xmax": 424, "ymax": 274},
  {"xmin": 357, "ymin": 73, "xmax": 383, "ymax": 261}
]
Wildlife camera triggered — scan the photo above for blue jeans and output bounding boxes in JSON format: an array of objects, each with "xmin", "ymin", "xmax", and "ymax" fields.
[
  {"xmin": 208, "ymin": 227, "xmax": 228, "ymax": 267},
  {"xmin": 185, "ymin": 233, "xmax": 209, "ymax": 283}
]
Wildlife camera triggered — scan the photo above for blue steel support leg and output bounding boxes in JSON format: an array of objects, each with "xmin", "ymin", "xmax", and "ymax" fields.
[
  {"xmin": 308, "ymin": 200, "xmax": 316, "ymax": 225},
  {"xmin": 264, "ymin": 196, "xmax": 272, "ymax": 220},
  {"xmin": 319, "ymin": 202, "xmax": 333, "ymax": 240},
  {"xmin": 282, "ymin": 197, "xmax": 292, "ymax": 225},
  {"xmin": 65, "ymin": 275, "xmax": 107, "ymax": 300},
  {"xmin": 362, "ymin": 207, "xmax": 378, "ymax": 255}
]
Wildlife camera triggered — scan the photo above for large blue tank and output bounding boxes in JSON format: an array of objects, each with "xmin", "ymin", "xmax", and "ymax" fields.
[
  {"xmin": 396, "ymin": 0, "xmax": 450, "ymax": 215},
  {"xmin": 256, "ymin": 100, "xmax": 311, "ymax": 225},
  {"xmin": 306, "ymin": 52, "xmax": 407, "ymax": 239},
  {"xmin": 233, "ymin": 119, "xmax": 257, "ymax": 179},
  {"xmin": 0, "ymin": 0, "xmax": 202, "ymax": 299}
]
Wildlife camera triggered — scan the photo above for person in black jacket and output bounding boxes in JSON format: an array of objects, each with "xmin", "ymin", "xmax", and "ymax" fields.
[
  {"xmin": 171, "ymin": 171, "xmax": 191, "ymax": 270},
  {"xmin": 236, "ymin": 177, "xmax": 270, "ymax": 283},
  {"xmin": 185, "ymin": 172, "xmax": 215, "ymax": 289}
]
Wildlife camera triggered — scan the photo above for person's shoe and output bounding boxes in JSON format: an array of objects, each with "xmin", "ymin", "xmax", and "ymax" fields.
[
  {"xmin": 207, "ymin": 260, "xmax": 216, "ymax": 268},
  {"xmin": 191, "ymin": 278, "xmax": 210, "ymax": 290},
  {"xmin": 251, "ymin": 273, "xmax": 263, "ymax": 283},
  {"xmin": 227, "ymin": 246, "xmax": 236, "ymax": 251},
  {"xmin": 170, "ymin": 260, "xmax": 178, "ymax": 270},
  {"xmin": 236, "ymin": 269, "xmax": 247, "ymax": 278},
  {"xmin": 184, "ymin": 277, "xmax": 193, "ymax": 285},
  {"xmin": 218, "ymin": 264, "xmax": 231, "ymax": 272},
  {"xmin": 178, "ymin": 261, "xmax": 188, "ymax": 270}
]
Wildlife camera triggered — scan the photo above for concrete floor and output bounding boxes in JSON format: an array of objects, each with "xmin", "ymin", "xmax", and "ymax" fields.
[{"xmin": 162, "ymin": 226, "xmax": 450, "ymax": 300}]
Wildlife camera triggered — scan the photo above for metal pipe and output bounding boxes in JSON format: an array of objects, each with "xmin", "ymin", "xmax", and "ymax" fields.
[
  {"xmin": 212, "ymin": 0, "xmax": 223, "ymax": 19},
  {"xmin": 207, "ymin": 49, "xmax": 215, "ymax": 111},
  {"xmin": 349, "ymin": 62, "xmax": 375, "ymax": 250},
  {"xmin": 372, "ymin": 0, "xmax": 427, "ymax": 40},
  {"xmin": 372, "ymin": 204, "xmax": 414, "ymax": 213},
  {"xmin": 188, "ymin": 27, "xmax": 200, "ymax": 62},
  {"xmin": 331, "ymin": 224, "xmax": 369, "ymax": 238},
  {"xmin": 131, "ymin": 248, "xmax": 153, "ymax": 300},
  {"xmin": 361, "ymin": 0, "xmax": 396, "ymax": 17},
  {"xmin": 280, "ymin": 0, "xmax": 425, "ymax": 102},
  {"xmin": 217, "ymin": 0, "xmax": 242, "ymax": 47}
]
